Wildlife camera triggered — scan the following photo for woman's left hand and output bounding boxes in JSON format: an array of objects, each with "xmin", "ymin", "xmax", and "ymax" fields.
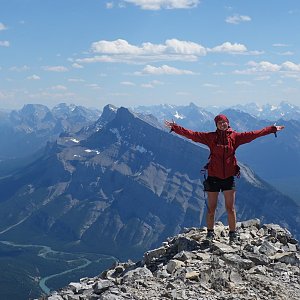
[{"xmin": 275, "ymin": 125, "xmax": 285, "ymax": 131}]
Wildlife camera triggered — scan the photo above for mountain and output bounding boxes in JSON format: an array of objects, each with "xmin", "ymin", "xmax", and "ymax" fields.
[
  {"xmin": 218, "ymin": 108, "xmax": 300, "ymax": 203},
  {"xmin": 134, "ymin": 102, "xmax": 215, "ymax": 131},
  {"xmin": 232, "ymin": 101, "xmax": 300, "ymax": 121},
  {"xmin": 0, "ymin": 103, "xmax": 101, "ymax": 161},
  {"xmin": 135, "ymin": 103, "xmax": 300, "ymax": 204},
  {"xmin": 43, "ymin": 219, "xmax": 300, "ymax": 300},
  {"xmin": 0, "ymin": 106, "xmax": 299, "ymax": 254}
]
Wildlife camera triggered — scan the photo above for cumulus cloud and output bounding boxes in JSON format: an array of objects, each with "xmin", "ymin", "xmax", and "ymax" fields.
[
  {"xmin": 226, "ymin": 14, "xmax": 251, "ymax": 24},
  {"xmin": 234, "ymin": 60, "xmax": 300, "ymax": 75},
  {"xmin": 77, "ymin": 39, "xmax": 257, "ymax": 65},
  {"xmin": 0, "ymin": 41, "xmax": 10, "ymax": 47},
  {"xmin": 124, "ymin": 0, "xmax": 200, "ymax": 10},
  {"xmin": 140, "ymin": 64, "xmax": 195, "ymax": 75},
  {"xmin": 210, "ymin": 42, "xmax": 247, "ymax": 53},
  {"xmin": 27, "ymin": 74, "xmax": 40, "ymax": 80},
  {"xmin": 281, "ymin": 61, "xmax": 300, "ymax": 72},
  {"xmin": 42, "ymin": 66, "xmax": 68, "ymax": 72}
]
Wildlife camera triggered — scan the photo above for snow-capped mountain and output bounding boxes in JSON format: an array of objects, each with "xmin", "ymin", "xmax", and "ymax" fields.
[{"xmin": 231, "ymin": 101, "xmax": 300, "ymax": 121}]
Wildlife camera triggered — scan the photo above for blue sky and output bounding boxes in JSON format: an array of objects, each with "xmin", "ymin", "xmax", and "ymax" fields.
[{"xmin": 0, "ymin": 0, "xmax": 300, "ymax": 110}]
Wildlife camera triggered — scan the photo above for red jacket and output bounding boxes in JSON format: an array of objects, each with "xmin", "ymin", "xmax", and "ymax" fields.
[{"xmin": 171, "ymin": 124, "xmax": 277, "ymax": 179}]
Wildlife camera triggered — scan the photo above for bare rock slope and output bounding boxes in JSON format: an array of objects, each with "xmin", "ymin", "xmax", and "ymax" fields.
[{"xmin": 42, "ymin": 219, "xmax": 299, "ymax": 300}]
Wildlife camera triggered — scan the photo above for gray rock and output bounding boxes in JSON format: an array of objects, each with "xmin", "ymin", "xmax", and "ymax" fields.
[
  {"xmin": 93, "ymin": 280, "xmax": 115, "ymax": 294},
  {"xmin": 222, "ymin": 254, "xmax": 254, "ymax": 270},
  {"xmin": 259, "ymin": 240, "xmax": 279, "ymax": 257},
  {"xmin": 43, "ymin": 219, "xmax": 300, "ymax": 300},
  {"xmin": 241, "ymin": 218, "xmax": 261, "ymax": 229}
]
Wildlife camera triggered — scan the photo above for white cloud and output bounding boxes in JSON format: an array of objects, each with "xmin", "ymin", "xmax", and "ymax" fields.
[
  {"xmin": 165, "ymin": 39, "xmax": 206, "ymax": 55},
  {"xmin": 0, "ymin": 23, "xmax": 7, "ymax": 31},
  {"xmin": 91, "ymin": 39, "xmax": 142, "ymax": 54},
  {"xmin": 141, "ymin": 80, "xmax": 164, "ymax": 88},
  {"xmin": 42, "ymin": 66, "xmax": 68, "ymax": 72},
  {"xmin": 86, "ymin": 83, "xmax": 101, "ymax": 89},
  {"xmin": 235, "ymin": 81, "xmax": 252, "ymax": 86},
  {"xmin": 77, "ymin": 39, "xmax": 259, "ymax": 65},
  {"xmin": 210, "ymin": 42, "xmax": 247, "ymax": 53},
  {"xmin": 226, "ymin": 14, "xmax": 251, "ymax": 24},
  {"xmin": 281, "ymin": 61, "xmax": 300, "ymax": 72},
  {"xmin": 234, "ymin": 60, "xmax": 300, "ymax": 76},
  {"xmin": 0, "ymin": 41, "xmax": 10, "ymax": 47},
  {"xmin": 72, "ymin": 63, "xmax": 84, "ymax": 69},
  {"xmin": 27, "ymin": 74, "xmax": 40, "ymax": 80},
  {"xmin": 140, "ymin": 64, "xmax": 195, "ymax": 75},
  {"xmin": 272, "ymin": 43, "xmax": 290, "ymax": 47},
  {"xmin": 247, "ymin": 61, "xmax": 281, "ymax": 72},
  {"xmin": 10, "ymin": 65, "xmax": 30, "ymax": 72},
  {"xmin": 121, "ymin": 81, "xmax": 136, "ymax": 86},
  {"xmin": 68, "ymin": 78, "xmax": 85, "ymax": 82},
  {"xmin": 50, "ymin": 85, "xmax": 67, "ymax": 90},
  {"xmin": 106, "ymin": 2, "xmax": 114, "ymax": 9},
  {"xmin": 124, "ymin": 0, "xmax": 200, "ymax": 10},
  {"xmin": 203, "ymin": 83, "xmax": 218, "ymax": 88}
]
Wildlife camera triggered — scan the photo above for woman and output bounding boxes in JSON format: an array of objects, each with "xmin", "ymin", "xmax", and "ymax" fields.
[{"xmin": 165, "ymin": 114, "xmax": 284, "ymax": 242}]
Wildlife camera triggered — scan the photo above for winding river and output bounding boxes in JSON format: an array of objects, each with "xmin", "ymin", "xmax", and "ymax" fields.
[{"xmin": 0, "ymin": 240, "xmax": 117, "ymax": 295}]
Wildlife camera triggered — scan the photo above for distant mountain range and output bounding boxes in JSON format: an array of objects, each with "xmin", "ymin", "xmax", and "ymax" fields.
[
  {"xmin": 135, "ymin": 100, "xmax": 300, "ymax": 122},
  {"xmin": 0, "ymin": 103, "xmax": 101, "ymax": 161},
  {"xmin": 0, "ymin": 104, "xmax": 299, "ymax": 299}
]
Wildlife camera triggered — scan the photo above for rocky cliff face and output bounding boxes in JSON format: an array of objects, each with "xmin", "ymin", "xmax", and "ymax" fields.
[{"xmin": 42, "ymin": 219, "xmax": 300, "ymax": 300}]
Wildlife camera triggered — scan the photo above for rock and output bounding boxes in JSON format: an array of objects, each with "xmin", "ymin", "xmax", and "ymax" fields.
[
  {"xmin": 185, "ymin": 271, "xmax": 200, "ymax": 281},
  {"xmin": 144, "ymin": 246, "xmax": 166, "ymax": 264},
  {"xmin": 211, "ymin": 241, "xmax": 238, "ymax": 255},
  {"xmin": 222, "ymin": 254, "xmax": 254, "ymax": 270},
  {"xmin": 93, "ymin": 280, "xmax": 115, "ymax": 294},
  {"xmin": 166, "ymin": 259, "xmax": 185, "ymax": 273},
  {"xmin": 42, "ymin": 219, "xmax": 300, "ymax": 300},
  {"xmin": 243, "ymin": 252, "xmax": 270, "ymax": 265},
  {"xmin": 271, "ymin": 252, "xmax": 300, "ymax": 266},
  {"xmin": 122, "ymin": 266, "xmax": 153, "ymax": 281},
  {"xmin": 259, "ymin": 240, "xmax": 279, "ymax": 257},
  {"xmin": 241, "ymin": 218, "xmax": 261, "ymax": 229}
]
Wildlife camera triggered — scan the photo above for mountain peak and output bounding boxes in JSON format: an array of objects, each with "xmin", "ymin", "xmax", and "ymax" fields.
[{"xmin": 44, "ymin": 219, "xmax": 300, "ymax": 300}]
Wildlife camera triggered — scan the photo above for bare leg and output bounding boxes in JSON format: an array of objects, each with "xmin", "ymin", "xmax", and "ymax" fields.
[
  {"xmin": 206, "ymin": 192, "xmax": 219, "ymax": 230},
  {"xmin": 223, "ymin": 190, "xmax": 236, "ymax": 232}
]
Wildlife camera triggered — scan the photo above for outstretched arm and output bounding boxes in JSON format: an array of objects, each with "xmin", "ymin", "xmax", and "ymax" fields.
[
  {"xmin": 235, "ymin": 125, "xmax": 285, "ymax": 147},
  {"xmin": 164, "ymin": 119, "xmax": 210, "ymax": 145}
]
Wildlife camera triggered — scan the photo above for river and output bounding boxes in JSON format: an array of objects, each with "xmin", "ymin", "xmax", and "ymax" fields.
[{"xmin": 0, "ymin": 240, "xmax": 117, "ymax": 295}]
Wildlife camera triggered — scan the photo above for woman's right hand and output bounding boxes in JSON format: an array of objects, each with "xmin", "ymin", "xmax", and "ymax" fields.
[{"xmin": 164, "ymin": 119, "xmax": 176, "ymax": 129}]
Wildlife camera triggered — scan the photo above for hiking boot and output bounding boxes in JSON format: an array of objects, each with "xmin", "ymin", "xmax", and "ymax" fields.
[
  {"xmin": 206, "ymin": 230, "xmax": 215, "ymax": 240},
  {"xmin": 229, "ymin": 231, "xmax": 239, "ymax": 243}
]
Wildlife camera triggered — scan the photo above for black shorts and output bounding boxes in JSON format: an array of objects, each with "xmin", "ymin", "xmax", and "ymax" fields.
[{"xmin": 203, "ymin": 176, "xmax": 235, "ymax": 192}]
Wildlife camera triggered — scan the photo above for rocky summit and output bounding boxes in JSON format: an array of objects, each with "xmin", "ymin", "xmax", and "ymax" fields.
[{"xmin": 41, "ymin": 219, "xmax": 300, "ymax": 300}]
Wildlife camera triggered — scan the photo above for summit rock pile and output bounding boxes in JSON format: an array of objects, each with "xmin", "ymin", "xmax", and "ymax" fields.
[{"xmin": 43, "ymin": 219, "xmax": 300, "ymax": 300}]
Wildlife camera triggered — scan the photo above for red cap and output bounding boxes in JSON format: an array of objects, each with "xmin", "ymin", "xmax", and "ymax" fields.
[{"xmin": 214, "ymin": 114, "xmax": 229, "ymax": 125}]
